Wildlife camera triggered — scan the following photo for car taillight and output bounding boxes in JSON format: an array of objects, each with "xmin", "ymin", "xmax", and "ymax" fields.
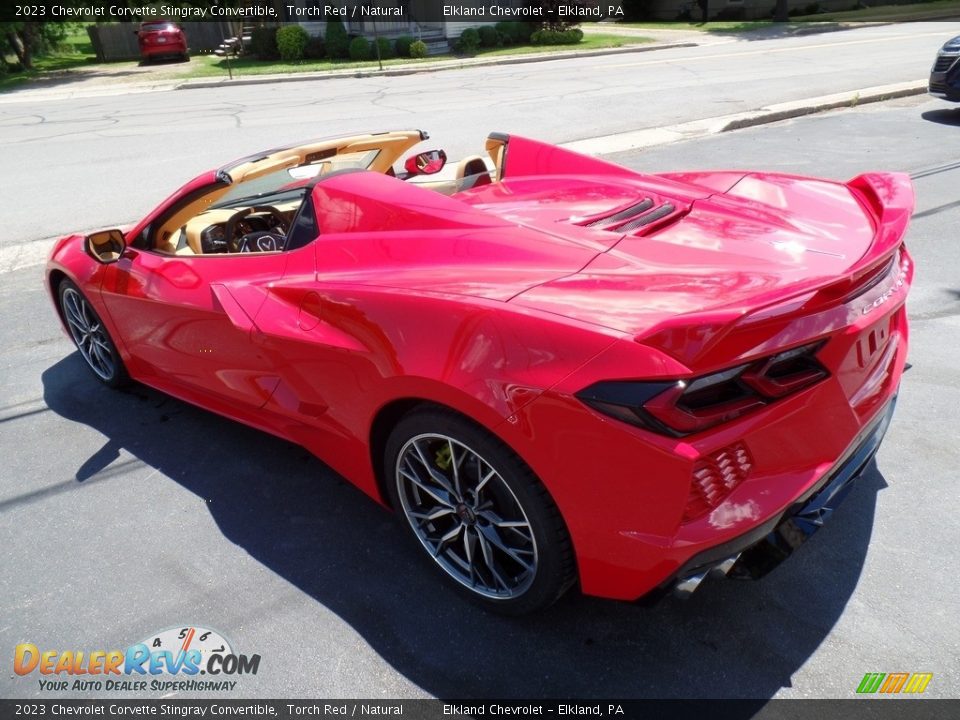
[{"xmin": 576, "ymin": 341, "xmax": 828, "ymax": 437}]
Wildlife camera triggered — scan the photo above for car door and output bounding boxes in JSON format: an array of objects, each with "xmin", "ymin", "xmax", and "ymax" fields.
[{"xmin": 99, "ymin": 248, "xmax": 289, "ymax": 410}]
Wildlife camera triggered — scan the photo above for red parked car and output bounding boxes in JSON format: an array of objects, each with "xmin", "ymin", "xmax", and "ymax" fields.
[
  {"xmin": 135, "ymin": 21, "xmax": 189, "ymax": 63},
  {"xmin": 46, "ymin": 131, "xmax": 913, "ymax": 614}
]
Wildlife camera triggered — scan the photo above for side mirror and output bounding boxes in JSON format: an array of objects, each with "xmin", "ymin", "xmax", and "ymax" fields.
[
  {"xmin": 85, "ymin": 230, "xmax": 127, "ymax": 264},
  {"xmin": 404, "ymin": 149, "xmax": 447, "ymax": 176}
]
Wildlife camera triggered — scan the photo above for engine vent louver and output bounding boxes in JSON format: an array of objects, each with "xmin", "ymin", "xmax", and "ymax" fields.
[
  {"xmin": 614, "ymin": 202, "xmax": 676, "ymax": 232},
  {"xmin": 584, "ymin": 198, "xmax": 654, "ymax": 227}
]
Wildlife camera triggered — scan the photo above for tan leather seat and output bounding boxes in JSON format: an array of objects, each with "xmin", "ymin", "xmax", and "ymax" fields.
[{"xmin": 455, "ymin": 155, "xmax": 493, "ymax": 190}]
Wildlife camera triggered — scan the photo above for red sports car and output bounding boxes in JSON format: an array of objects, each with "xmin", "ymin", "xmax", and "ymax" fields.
[
  {"xmin": 46, "ymin": 130, "xmax": 913, "ymax": 614},
  {"xmin": 135, "ymin": 21, "xmax": 189, "ymax": 63}
]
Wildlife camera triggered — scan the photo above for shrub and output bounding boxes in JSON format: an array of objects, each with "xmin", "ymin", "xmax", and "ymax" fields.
[
  {"xmin": 478, "ymin": 25, "xmax": 501, "ymax": 48},
  {"xmin": 494, "ymin": 21, "xmax": 515, "ymax": 45},
  {"xmin": 304, "ymin": 35, "xmax": 326, "ymax": 60},
  {"xmin": 250, "ymin": 25, "xmax": 279, "ymax": 60},
  {"xmin": 456, "ymin": 27, "xmax": 481, "ymax": 55},
  {"xmin": 325, "ymin": 18, "xmax": 350, "ymax": 59},
  {"xmin": 530, "ymin": 28, "xmax": 583, "ymax": 45},
  {"xmin": 276, "ymin": 24, "xmax": 309, "ymax": 62},
  {"xmin": 374, "ymin": 36, "xmax": 394, "ymax": 59},
  {"xmin": 348, "ymin": 36, "xmax": 372, "ymax": 60},
  {"xmin": 409, "ymin": 40, "xmax": 428, "ymax": 59},
  {"xmin": 394, "ymin": 35, "xmax": 414, "ymax": 57},
  {"xmin": 495, "ymin": 21, "xmax": 534, "ymax": 45}
]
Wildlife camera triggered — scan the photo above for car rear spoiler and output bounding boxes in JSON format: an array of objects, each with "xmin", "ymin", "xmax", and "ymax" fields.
[{"xmin": 845, "ymin": 172, "xmax": 914, "ymax": 273}]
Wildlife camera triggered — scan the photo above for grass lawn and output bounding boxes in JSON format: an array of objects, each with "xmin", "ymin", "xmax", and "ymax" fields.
[
  {"xmin": 604, "ymin": 21, "xmax": 774, "ymax": 32},
  {"xmin": 181, "ymin": 33, "xmax": 651, "ymax": 80},
  {"xmin": 792, "ymin": 0, "xmax": 960, "ymax": 21},
  {"xmin": 1, "ymin": 26, "xmax": 102, "ymax": 93}
]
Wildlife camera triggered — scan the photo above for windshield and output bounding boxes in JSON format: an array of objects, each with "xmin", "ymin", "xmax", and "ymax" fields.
[{"xmin": 213, "ymin": 149, "xmax": 381, "ymax": 208}]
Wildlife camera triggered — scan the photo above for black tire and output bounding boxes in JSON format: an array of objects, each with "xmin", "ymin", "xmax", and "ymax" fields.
[
  {"xmin": 58, "ymin": 279, "xmax": 129, "ymax": 388},
  {"xmin": 385, "ymin": 406, "xmax": 576, "ymax": 614}
]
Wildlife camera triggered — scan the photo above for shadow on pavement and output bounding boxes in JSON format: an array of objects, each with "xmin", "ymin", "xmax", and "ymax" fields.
[
  {"xmin": 42, "ymin": 354, "xmax": 885, "ymax": 700},
  {"xmin": 703, "ymin": 23, "xmax": 850, "ymax": 42},
  {"xmin": 920, "ymin": 107, "xmax": 960, "ymax": 126},
  {"xmin": 1, "ymin": 63, "xmax": 190, "ymax": 94}
]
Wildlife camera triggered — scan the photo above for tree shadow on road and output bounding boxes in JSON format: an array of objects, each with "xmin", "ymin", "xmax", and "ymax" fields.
[
  {"xmin": 702, "ymin": 23, "xmax": 851, "ymax": 42},
  {"xmin": 42, "ymin": 354, "xmax": 885, "ymax": 701}
]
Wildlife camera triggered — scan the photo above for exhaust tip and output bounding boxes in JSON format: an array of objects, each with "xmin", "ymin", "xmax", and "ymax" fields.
[
  {"xmin": 672, "ymin": 571, "xmax": 708, "ymax": 599},
  {"xmin": 672, "ymin": 553, "xmax": 742, "ymax": 599}
]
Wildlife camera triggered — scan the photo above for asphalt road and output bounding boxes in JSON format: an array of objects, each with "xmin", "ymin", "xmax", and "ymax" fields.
[
  {"xmin": 1, "ymin": 92, "xmax": 958, "ymax": 701},
  {"xmin": 0, "ymin": 22, "xmax": 957, "ymax": 247}
]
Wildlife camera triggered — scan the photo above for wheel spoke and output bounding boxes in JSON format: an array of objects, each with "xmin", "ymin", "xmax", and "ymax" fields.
[
  {"xmin": 475, "ymin": 529, "xmax": 509, "ymax": 591},
  {"xmin": 90, "ymin": 342, "xmax": 110, "ymax": 373},
  {"xmin": 400, "ymin": 462, "xmax": 455, "ymax": 509},
  {"xmin": 463, "ymin": 527, "xmax": 477, "ymax": 584},
  {"xmin": 80, "ymin": 300, "xmax": 96, "ymax": 328},
  {"xmin": 431, "ymin": 523, "xmax": 463, "ymax": 557},
  {"xmin": 475, "ymin": 465, "xmax": 497, "ymax": 496},
  {"xmin": 65, "ymin": 297, "xmax": 86, "ymax": 331},
  {"xmin": 91, "ymin": 335, "xmax": 111, "ymax": 351},
  {"xmin": 479, "ymin": 510, "xmax": 534, "ymax": 544},
  {"xmin": 408, "ymin": 506, "xmax": 455, "ymax": 523},
  {"xmin": 410, "ymin": 439, "xmax": 459, "ymax": 500},
  {"xmin": 478, "ymin": 523, "xmax": 534, "ymax": 573},
  {"xmin": 448, "ymin": 439, "xmax": 463, "ymax": 499}
]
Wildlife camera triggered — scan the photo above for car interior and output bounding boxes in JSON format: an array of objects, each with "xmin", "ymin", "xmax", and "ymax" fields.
[{"xmin": 146, "ymin": 130, "xmax": 500, "ymax": 257}]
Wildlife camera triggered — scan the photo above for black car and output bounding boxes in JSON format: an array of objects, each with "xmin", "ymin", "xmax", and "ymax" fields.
[{"xmin": 930, "ymin": 35, "xmax": 960, "ymax": 101}]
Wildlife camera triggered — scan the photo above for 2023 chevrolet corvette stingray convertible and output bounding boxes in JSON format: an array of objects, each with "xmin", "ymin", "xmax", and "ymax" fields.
[{"xmin": 47, "ymin": 130, "xmax": 913, "ymax": 613}]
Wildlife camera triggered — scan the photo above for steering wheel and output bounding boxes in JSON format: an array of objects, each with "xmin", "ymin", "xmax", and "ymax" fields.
[{"xmin": 224, "ymin": 205, "xmax": 288, "ymax": 253}]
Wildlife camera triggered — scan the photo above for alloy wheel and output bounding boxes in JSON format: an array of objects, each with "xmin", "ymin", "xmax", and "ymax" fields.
[
  {"xmin": 395, "ymin": 433, "xmax": 539, "ymax": 600},
  {"xmin": 61, "ymin": 286, "xmax": 117, "ymax": 382}
]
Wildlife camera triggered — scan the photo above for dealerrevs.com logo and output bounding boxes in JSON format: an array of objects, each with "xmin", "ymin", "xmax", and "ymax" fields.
[{"xmin": 13, "ymin": 626, "xmax": 261, "ymax": 693}]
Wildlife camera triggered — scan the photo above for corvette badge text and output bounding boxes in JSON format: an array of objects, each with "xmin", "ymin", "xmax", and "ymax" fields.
[{"xmin": 13, "ymin": 626, "xmax": 260, "ymax": 693}]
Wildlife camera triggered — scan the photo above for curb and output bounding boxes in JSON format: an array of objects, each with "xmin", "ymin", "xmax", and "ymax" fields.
[
  {"xmin": 720, "ymin": 80, "xmax": 928, "ymax": 132},
  {"xmin": 562, "ymin": 79, "xmax": 928, "ymax": 156},
  {"xmin": 175, "ymin": 42, "xmax": 697, "ymax": 90}
]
